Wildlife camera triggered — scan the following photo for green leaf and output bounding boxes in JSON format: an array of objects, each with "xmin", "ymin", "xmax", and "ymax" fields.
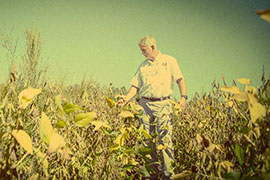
[
  {"xmin": 74, "ymin": 112, "xmax": 97, "ymax": 127},
  {"xmin": 63, "ymin": 102, "xmax": 82, "ymax": 114},
  {"xmin": 137, "ymin": 147, "xmax": 152, "ymax": 156},
  {"xmin": 139, "ymin": 165, "xmax": 150, "ymax": 177},
  {"xmin": 12, "ymin": 130, "xmax": 33, "ymax": 154},
  {"xmin": 123, "ymin": 164, "xmax": 135, "ymax": 171},
  {"xmin": 110, "ymin": 144, "xmax": 120, "ymax": 151},
  {"xmin": 106, "ymin": 96, "xmax": 115, "ymax": 108},
  {"xmin": 40, "ymin": 112, "xmax": 54, "ymax": 144},
  {"xmin": 222, "ymin": 172, "xmax": 241, "ymax": 180},
  {"xmin": 233, "ymin": 144, "xmax": 244, "ymax": 165},
  {"xmin": 55, "ymin": 120, "xmax": 67, "ymax": 128},
  {"xmin": 55, "ymin": 94, "xmax": 64, "ymax": 114}
]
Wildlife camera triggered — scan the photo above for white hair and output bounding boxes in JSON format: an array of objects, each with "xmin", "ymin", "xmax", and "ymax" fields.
[{"xmin": 138, "ymin": 36, "xmax": 156, "ymax": 47}]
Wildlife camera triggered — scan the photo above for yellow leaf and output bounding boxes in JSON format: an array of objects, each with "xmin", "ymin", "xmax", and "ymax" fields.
[
  {"xmin": 123, "ymin": 128, "xmax": 130, "ymax": 140},
  {"xmin": 236, "ymin": 78, "xmax": 250, "ymax": 85},
  {"xmin": 220, "ymin": 86, "xmax": 242, "ymax": 94},
  {"xmin": 196, "ymin": 134, "xmax": 203, "ymax": 144},
  {"xmin": 244, "ymin": 86, "xmax": 257, "ymax": 94},
  {"xmin": 58, "ymin": 148, "xmax": 71, "ymax": 160},
  {"xmin": 244, "ymin": 134, "xmax": 256, "ymax": 146},
  {"xmin": 115, "ymin": 134, "xmax": 124, "ymax": 146},
  {"xmin": 106, "ymin": 96, "xmax": 115, "ymax": 108},
  {"xmin": 12, "ymin": 130, "xmax": 33, "ymax": 154},
  {"xmin": 90, "ymin": 120, "xmax": 110, "ymax": 131},
  {"xmin": 48, "ymin": 132, "xmax": 65, "ymax": 153},
  {"xmin": 254, "ymin": 127, "xmax": 261, "ymax": 138},
  {"xmin": 248, "ymin": 94, "xmax": 266, "ymax": 123},
  {"xmin": 232, "ymin": 92, "xmax": 248, "ymax": 102},
  {"xmin": 171, "ymin": 170, "xmax": 192, "ymax": 180},
  {"xmin": 119, "ymin": 111, "xmax": 134, "ymax": 118},
  {"xmin": 110, "ymin": 144, "xmax": 120, "ymax": 151},
  {"xmin": 220, "ymin": 160, "xmax": 234, "ymax": 172},
  {"xmin": 142, "ymin": 129, "xmax": 152, "ymax": 140},
  {"xmin": 40, "ymin": 112, "xmax": 54, "ymax": 144},
  {"xmin": 18, "ymin": 87, "xmax": 41, "ymax": 109},
  {"xmin": 249, "ymin": 102, "xmax": 266, "ymax": 123},
  {"xmin": 207, "ymin": 144, "xmax": 216, "ymax": 153},
  {"xmin": 129, "ymin": 158, "xmax": 139, "ymax": 166},
  {"xmin": 157, "ymin": 144, "xmax": 164, "ymax": 150},
  {"xmin": 146, "ymin": 154, "xmax": 152, "ymax": 159},
  {"xmin": 228, "ymin": 101, "xmax": 234, "ymax": 107},
  {"xmin": 198, "ymin": 122, "xmax": 203, "ymax": 128},
  {"xmin": 255, "ymin": 9, "xmax": 270, "ymax": 23},
  {"xmin": 207, "ymin": 105, "xmax": 211, "ymax": 111},
  {"xmin": 157, "ymin": 144, "xmax": 167, "ymax": 151}
]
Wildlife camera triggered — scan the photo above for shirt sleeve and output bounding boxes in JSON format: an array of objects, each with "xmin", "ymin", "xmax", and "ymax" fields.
[
  {"xmin": 130, "ymin": 69, "xmax": 142, "ymax": 89},
  {"xmin": 171, "ymin": 57, "xmax": 184, "ymax": 82}
]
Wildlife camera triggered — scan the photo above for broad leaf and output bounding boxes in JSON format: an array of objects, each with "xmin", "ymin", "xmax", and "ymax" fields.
[
  {"xmin": 232, "ymin": 92, "xmax": 248, "ymax": 102},
  {"xmin": 222, "ymin": 172, "xmax": 241, "ymax": 180},
  {"xmin": 74, "ymin": 112, "xmax": 97, "ymax": 127},
  {"xmin": 63, "ymin": 102, "xmax": 82, "ymax": 114},
  {"xmin": 55, "ymin": 120, "xmax": 67, "ymax": 128},
  {"xmin": 255, "ymin": 9, "xmax": 270, "ymax": 23},
  {"xmin": 236, "ymin": 78, "xmax": 250, "ymax": 85},
  {"xmin": 248, "ymin": 94, "xmax": 266, "ymax": 123},
  {"xmin": 12, "ymin": 130, "xmax": 33, "ymax": 154},
  {"xmin": 18, "ymin": 87, "xmax": 41, "ymax": 109},
  {"xmin": 106, "ymin": 96, "xmax": 115, "ymax": 108},
  {"xmin": 249, "ymin": 102, "xmax": 266, "ymax": 123},
  {"xmin": 48, "ymin": 132, "xmax": 65, "ymax": 153},
  {"xmin": 142, "ymin": 129, "xmax": 152, "ymax": 140},
  {"xmin": 137, "ymin": 147, "xmax": 152, "ymax": 156},
  {"xmin": 233, "ymin": 144, "xmax": 244, "ymax": 165},
  {"xmin": 90, "ymin": 120, "xmax": 109, "ymax": 131},
  {"xmin": 119, "ymin": 111, "xmax": 134, "ymax": 118},
  {"xmin": 220, "ymin": 86, "xmax": 241, "ymax": 94},
  {"xmin": 115, "ymin": 134, "xmax": 124, "ymax": 146},
  {"xmin": 40, "ymin": 112, "xmax": 54, "ymax": 144}
]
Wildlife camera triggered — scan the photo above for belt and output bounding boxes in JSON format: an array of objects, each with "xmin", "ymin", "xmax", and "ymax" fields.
[{"xmin": 142, "ymin": 96, "xmax": 170, "ymax": 101}]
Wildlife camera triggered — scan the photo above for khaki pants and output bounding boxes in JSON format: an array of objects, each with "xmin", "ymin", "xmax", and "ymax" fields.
[{"xmin": 138, "ymin": 98, "xmax": 174, "ymax": 180}]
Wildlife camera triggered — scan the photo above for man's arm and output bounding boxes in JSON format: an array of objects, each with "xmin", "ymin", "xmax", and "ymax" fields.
[
  {"xmin": 176, "ymin": 77, "xmax": 187, "ymax": 108},
  {"xmin": 118, "ymin": 85, "xmax": 139, "ymax": 106}
]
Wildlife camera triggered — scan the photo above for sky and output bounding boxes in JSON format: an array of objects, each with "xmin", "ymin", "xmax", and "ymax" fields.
[{"xmin": 0, "ymin": 0, "xmax": 270, "ymax": 99}]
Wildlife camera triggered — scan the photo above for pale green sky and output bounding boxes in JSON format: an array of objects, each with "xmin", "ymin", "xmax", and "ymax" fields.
[{"xmin": 0, "ymin": 0, "xmax": 270, "ymax": 99}]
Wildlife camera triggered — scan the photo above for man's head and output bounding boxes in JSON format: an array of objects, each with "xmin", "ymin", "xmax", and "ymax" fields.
[{"xmin": 138, "ymin": 36, "xmax": 159, "ymax": 61}]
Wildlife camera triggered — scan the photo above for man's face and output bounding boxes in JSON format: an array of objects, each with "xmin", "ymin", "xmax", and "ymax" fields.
[{"xmin": 140, "ymin": 45, "xmax": 155, "ymax": 60}]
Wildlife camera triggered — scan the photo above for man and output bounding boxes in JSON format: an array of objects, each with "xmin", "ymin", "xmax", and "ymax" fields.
[{"xmin": 118, "ymin": 36, "xmax": 187, "ymax": 180}]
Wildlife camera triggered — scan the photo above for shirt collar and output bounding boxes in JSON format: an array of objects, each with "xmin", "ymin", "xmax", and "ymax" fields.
[{"xmin": 148, "ymin": 51, "xmax": 161, "ymax": 64}]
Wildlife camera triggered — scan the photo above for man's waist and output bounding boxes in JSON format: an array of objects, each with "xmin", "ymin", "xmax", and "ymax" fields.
[{"xmin": 141, "ymin": 96, "xmax": 170, "ymax": 101}]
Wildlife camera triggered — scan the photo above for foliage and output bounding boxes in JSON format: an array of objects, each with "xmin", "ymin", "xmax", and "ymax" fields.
[
  {"xmin": 0, "ymin": 26, "xmax": 269, "ymax": 180},
  {"xmin": 0, "ymin": 71, "xmax": 269, "ymax": 179}
]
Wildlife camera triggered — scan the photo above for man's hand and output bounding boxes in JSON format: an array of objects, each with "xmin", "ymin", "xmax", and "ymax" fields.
[
  {"xmin": 177, "ymin": 97, "xmax": 186, "ymax": 110},
  {"xmin": 117, "ymin": 97, "xmax": 127, "ymax": 107}
]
